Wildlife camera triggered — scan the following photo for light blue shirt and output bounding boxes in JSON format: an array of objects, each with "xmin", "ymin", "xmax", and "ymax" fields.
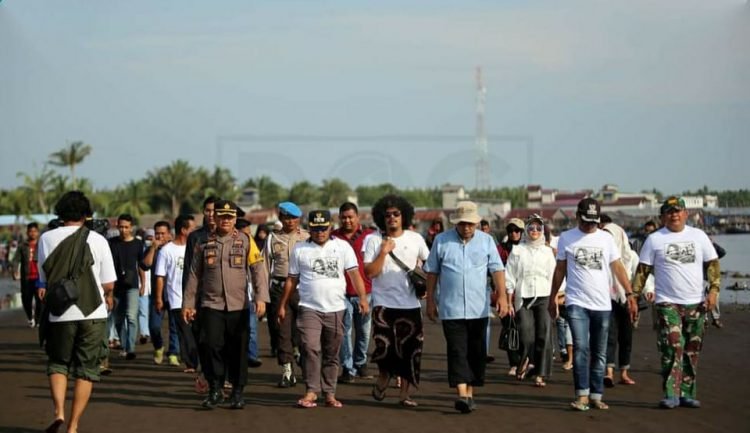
[{"xmin": 424, "ymin": 229, "xmax": 504, "ymax": 320}]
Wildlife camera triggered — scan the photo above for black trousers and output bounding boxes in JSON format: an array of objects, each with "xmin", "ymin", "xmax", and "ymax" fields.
[
  {"xmin": 442, "ymin": 318, "xmax": 489, "ymax": 388},
  {"xmin": 268, "ymin": 280, "xmax": 300, "ymax": 365},
  {"xmin": 171, "ymin": 308, "xmax": 199, "ymax": 369},
  {"xmin": 21, "ymin": 278, "xmax": 41, "ymax": 322},
  {"xmin": 606, "ymin": 300, "xmax": 633, "ymax": 370},
  {"xmin": 199, "ymin": 308, "xmax": 249, "ymax": 388}
]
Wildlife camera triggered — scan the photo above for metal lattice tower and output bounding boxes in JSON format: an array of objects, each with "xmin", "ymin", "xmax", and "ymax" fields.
[{"xmin": 475, "ymin": 66, "xmax": 490, "ymax": 190}]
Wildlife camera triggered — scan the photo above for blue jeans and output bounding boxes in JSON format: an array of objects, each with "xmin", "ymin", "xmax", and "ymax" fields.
[
  {"xmin": 149, "ymin": 298, "xmax": 180, "ymax": 355},
  {"xmin": 556, "ymin": 317, "xmax": 572, "ymax": 353},
  {"xmin": 138, "ymin": 294, "xmax": 150, "ymax": 337},
  {"xmin": 247, "ymin": 306, "xmax": 259, "ymax": 360},
  {"xmin": 567, "ymin": 305, "xmax": 610, "ymax": 400},
  {"xmin": 114, "ymin": 288, "xmax": 140, "ymax": 353},
  {"xmin": 339, "ymin": 294, "xmax": 372, "ymax": 375}
]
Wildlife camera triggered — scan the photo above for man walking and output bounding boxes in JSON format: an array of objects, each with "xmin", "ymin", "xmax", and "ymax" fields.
[
  {"xmin": 632, "ymin": 196, "xmax": 720, "ymax": 409},
  {"xmin": 332, "ymin": 202, "xmax": 375, "ymax": 382},
  {"xmin": 37, "ymin": 191, "xmax": 116, "ymax": 433},
  {"xmin": 12, "ymin": 222, "xmax": 42, "ymax": 327},
  {"xmin": 548, "ymin": 198, "xmax": 636, "ymax": 411},
  {"xmin": 425, "ymin": 201, "xmax": 509, "ymax": 413},
  {"xmin": 264, "ymin": 201, "xmax": 309, "ymax": 387},
  {"xmin": 183, "ymin": 200, "xmax": 269, "ymax": 409},
  {"xmin": 109, "ymin": 214, "xmax": 146, "ymax": 360},
  {"xmin": 141, "ymin": 221, "xmax": 173, "ymax": 364},
  {"xmin": 277, "ymin": 210, "xmax": 369, "ymax": 408}
]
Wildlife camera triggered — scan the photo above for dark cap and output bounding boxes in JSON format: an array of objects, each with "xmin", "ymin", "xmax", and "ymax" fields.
[
  {"xmin": 214, "ymin": 200, "xmax": 238, "ymax": 217},
  {"xmin": 660, "ymin": 196, "xmax": 686, "ymax": 215},
  {"xmin": 577, "ymin": 198, "xmax": 601, "ymax": 223},
  {"xmin": 308, "ymin": 210, "xmax": 332, "ymax": 231}
]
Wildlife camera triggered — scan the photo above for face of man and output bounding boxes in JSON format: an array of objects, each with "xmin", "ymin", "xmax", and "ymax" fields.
[
  {"xmin": 183, "ymin": 219, "xmax": 197, "ymax": 237},
  {"xmin": 216, "ymin": 214, "xmax": 236, "ymax": 236},
  {"xmin": 384, "ymin": 207, "xmax": 402, "ymax": 233},
  {"xmin": 117, "ymin": 219, "xmax": 133, "ymax": 240},
  {"xmin": 481, "ymin": 224, "xmax": 490, "ymax": 234},
  {"xmin": 456, "ymin": 222, "xmax": 477, "ymax": 240},
  {"xmin": 339, "ymin": 209, "xmax": 359, "ymax": 233},
  {"xmin": 27, "ymin": 227, "xmax": 39, "ymax": 242},
  {"xmin": 310, "ymin": 226, "xmax": 331, "ymax": 245},
  {"xmin": 203, "ymin": 202, "xmax": 216, "ymax": 227},
  {"xmin": 662, "ymin": 208, "xmax": 688, "ymax": 233},
  {"xmin": 577, "ymin": 215, "xmax": 599, "ymax": 234},
  {"xmin": 280, "ymin": 214, "xmax": 300, "ymax": 233},
  {"xmin": 154, "ymin": 225, "xmax": 170, "ymax": 243},
  {"xmin": 644, "ymin": 223, "xmax": 656, "ymax": 234}
]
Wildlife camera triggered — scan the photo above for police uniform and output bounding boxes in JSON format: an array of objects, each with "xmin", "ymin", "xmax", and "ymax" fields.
[{"xmin": 183, "ymin": 201, "xmax": 269, "ymax": 408}]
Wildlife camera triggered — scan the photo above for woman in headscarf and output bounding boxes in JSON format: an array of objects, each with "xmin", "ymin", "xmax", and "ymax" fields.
[
  {"xmin": 600, "ymin": 219, "xmax": 639, "ymax": 387},
  {"xmin": 505, "ymin": 214, "xmax": 557, "ymax": 387}
]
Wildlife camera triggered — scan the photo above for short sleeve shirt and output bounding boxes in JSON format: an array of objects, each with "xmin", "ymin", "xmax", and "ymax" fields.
[
  {"xmin": 154, "ymin": 242, "xmax": 187, "ymax": 308},
  {"xmin": 289, "ymin": 238, "xmax": 358, "ymax": 313},
  {"xmin": 556, "ymin": 228, "xmax": 620, "ymax": 312},
  {"xmin": 639, "ymin": 226, "xmax": 718, "ymax": 304}
]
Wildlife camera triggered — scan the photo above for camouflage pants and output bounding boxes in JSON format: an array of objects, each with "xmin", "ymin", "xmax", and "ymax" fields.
[{"xmin": 655, "ymin": 303, "xmax": 706, "ymax": 400}]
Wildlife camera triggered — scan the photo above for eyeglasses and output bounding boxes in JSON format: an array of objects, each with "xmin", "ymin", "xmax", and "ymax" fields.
[
  {"xmin": 527, "ymin": 225, "xmax": 543, "ymax": 232},
  {"xmin": 385, "ymin": 211, "xmax": 402, "ymax": 218}
]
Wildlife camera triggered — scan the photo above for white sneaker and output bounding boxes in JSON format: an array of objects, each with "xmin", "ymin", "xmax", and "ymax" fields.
[{"xmin": 28, "ymin": 319, "xmax": 35, "ymax": 328}]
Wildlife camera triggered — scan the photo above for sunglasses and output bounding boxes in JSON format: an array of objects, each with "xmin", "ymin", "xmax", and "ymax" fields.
[
  {"xmin": 385, "ymin": 211, "xmax": 402, "ymax": 218},
  {"xmin": 527, "ymin": 225, "xmax": 543, "ymax": 232},
  {"xmin": 508, "ymin": 227, "xmax": 523, "ymax": 233}
]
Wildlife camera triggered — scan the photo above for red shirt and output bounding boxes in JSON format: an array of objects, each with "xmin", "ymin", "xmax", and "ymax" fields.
[
  {"xmin": 27, "ymin": 241, "xmax": 39, "ymax": 281},
  {"xmin": 331, "ymin": 225, "xmax": 374, "ymax": 296}
]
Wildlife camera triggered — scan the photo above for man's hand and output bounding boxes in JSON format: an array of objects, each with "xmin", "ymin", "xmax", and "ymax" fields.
[
  {"xmin": 155, "ymin": 298, "xmax": 164, "ymax": 313},
  {"xmin": 705, "ymin": 291, "xmax": 719, "ymax": 312},
  {"xmin": 105, "ymin": 294, "xmax": 114, "ymax": 311},
  {"xmin": 548, "ymin": 300, "xmax": 559, "ymax": 320},
  {"xmin": 37, "ymin": 288, "xmax": 47, "ymax": 303},
  {"xmin": 627, "ymin": 296, "xmax": 639, "ymax": 323},
  {"xmin": 182, "ymin": 308, "xmax": 196, "ymax": 323},
  {"xmin": 379, "ymin": 238, "xmax": 396, "ymax": 256},
  {"xmin": 358, "ymin": 297, "xmax": 369, "ymax": 315},
  {"xmin": 255, "ymin": 301, "xmax": 266, "ymax": 318},
  {"xmin": 645, "ymin": 292, "xmax": 655, "ymax": 303},
  {"xmin": 139, "ymin": 287, "xmax": 145, "ymax": 297},
  {"xmin": 277, "ymin": 306, "xmax": 286, "ymax": 324},
  {"xmin": 497, "ymin": 301, "xmax": 509, "ymax": 318},
  {"xmin": 426, "ymin": 298, "xmax": 438, "ymax": 322}
]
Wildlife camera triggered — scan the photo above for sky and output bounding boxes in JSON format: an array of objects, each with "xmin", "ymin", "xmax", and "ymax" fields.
[{"xmin": 1, "ymin": 0, "xmax": 749, "ymax": 196}]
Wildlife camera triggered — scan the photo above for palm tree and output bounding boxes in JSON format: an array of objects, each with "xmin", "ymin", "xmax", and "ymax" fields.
[
  {"xmin": 17, "ymin": 165, "xmax": 54, "ymax": 214},
  {"xmin": 48, "ymin": 141, "xmax": 93, "ymax": 190},
  {"xmin": 288, "ymin": 181, "xmax": 320, "ymax": 207},
  {"xmin": 113, "ymin": 180, "xmax": 152, "ymax": 218},
  {"xmin": 148, "ymin": 160, "xmax": 200, "ymax": 217},
  {"xmin": 243, "ymin": 175, "xmax": 287, "ymax": 208},
  {"xmin": 198, "ymin": 166, "xmax": 240, "ymax": 202},
  {"xmin": 319, "ymin": 178, "xmax": 352, "ymax": 208}
]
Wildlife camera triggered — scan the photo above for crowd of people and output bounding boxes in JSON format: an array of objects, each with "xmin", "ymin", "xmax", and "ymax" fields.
[{"xmin": 8, "ymin": 190, "xmax": 725, "ymax": 432}]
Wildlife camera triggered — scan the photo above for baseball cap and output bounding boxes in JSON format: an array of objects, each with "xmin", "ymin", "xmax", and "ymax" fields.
[
  {"xmin": 308, "ymin": 210, "xmax": 332, "ymax": 231},
  {"xmin": 577, "ymin": 198, "xmax": 601, "ymax": 223},
  {"xmin": 660, "ymin": 196, "xmax": 686, "ymax": 215},
  {"xmin": 214, "ymin": 200, "xmax": 238, "ymax": 217},
  {"xmin": 278, "ymin": 201, "xmax": 302, "ymax": 218},
  {"xmin": 506, "ymin": 218, "xmax": 525, "ymax": 231}
]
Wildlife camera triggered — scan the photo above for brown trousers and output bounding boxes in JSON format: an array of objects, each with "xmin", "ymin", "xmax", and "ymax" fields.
[{"xmin": 297, "ymin": 307, "xmax": 345, "ymax": 395}]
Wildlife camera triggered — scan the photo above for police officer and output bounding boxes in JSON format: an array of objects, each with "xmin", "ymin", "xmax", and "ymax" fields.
[
  {"xmin": 264, "ymin": 201, "xmax": 309, "ymax": 387},
  {"xmin": 183, "ymin": 200, "xmax": 269, "ymax": 409}
]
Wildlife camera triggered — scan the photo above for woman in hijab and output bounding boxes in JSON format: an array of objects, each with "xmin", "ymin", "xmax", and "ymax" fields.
[{"xmin": 505, "ymin": 214, "xmax": 557, "ymax": 387}]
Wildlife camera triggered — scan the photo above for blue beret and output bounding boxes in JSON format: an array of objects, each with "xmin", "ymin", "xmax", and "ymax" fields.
[{"xmin": 278, "ymin": 201, "xmax": 302, "ymax": 218}]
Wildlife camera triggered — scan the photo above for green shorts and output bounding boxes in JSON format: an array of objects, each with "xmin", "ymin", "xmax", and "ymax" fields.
[{"xmin": 45, "ymin": 319, "xmax": 107, "ymax": 381}]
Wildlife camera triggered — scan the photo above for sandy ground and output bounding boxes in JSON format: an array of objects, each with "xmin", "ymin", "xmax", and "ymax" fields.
[{"xmin": 0, "ymin": 305, "xmax": 748, "ymax": 433}]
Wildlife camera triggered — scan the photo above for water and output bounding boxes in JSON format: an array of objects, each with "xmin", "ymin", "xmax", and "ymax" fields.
[{"xmin": 712, "ymin": 234, "xmax": 750, "ymax": 276}]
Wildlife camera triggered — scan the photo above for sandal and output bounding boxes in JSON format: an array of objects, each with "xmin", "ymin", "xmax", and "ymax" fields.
[
  {"xmin": 619, "ymin": 377, "xmax": 636, "ymax": 385},
  {"xmin": 517, "ymin": 358, "xmax": 530, "ymax": 381},
  {"xmin": 590, "ymin": 399, "xmax": 609, "ymax": 410},
  {"xmin": 297, "ymin": 395, "xmax": 318, "ymax": 408},
  {"xmin": 45, "ymin": 419, "xmax": 64, "ymax": 433},
  {"xmin": 570, "ymin": 400, "xmax": 590, "ymax": 411},
  {"xmin": 562, "ymin": 362, "xmax": 573, "ymax": 371},
  {"xmin": 534, "ymin": 377, "xmax": 546, "ymax": 388},
  {"xmin": 372, "ymin": 384, "xmax": 387, "ymax": 402},
  {"xmin": 399, "ymin": 398, "xmax": 418, "ymax": 408},
  {"xmin": 325, "ymin": 399, "xmax": 343, "ymax": 408}
]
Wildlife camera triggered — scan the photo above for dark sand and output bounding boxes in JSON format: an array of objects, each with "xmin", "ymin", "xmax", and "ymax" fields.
[{"xmin": 1, "ymin": 306, "xmax": 748, "ymax": 433}]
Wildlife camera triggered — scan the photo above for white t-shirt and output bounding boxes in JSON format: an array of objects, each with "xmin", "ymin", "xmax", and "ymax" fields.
[
  {"xmin": 154, "ymin": 242, "xmax": 187, "ymax": 309},
  {"xmin": 289, "ymin": 238, "xmax": 358, "ymax": 313},
  {"xmin": 556, "ymin": 227, "xmax": 620, "ymax": 312},
  {"xmin": 38, "ymin": 226, "xmax": 117, "ymax": 322},
  {"xmin": 639, "ymin": 226, "xmax": 718, "ymax": 304},
  {"xmin": 363, "ymin": 231, "xmax": 430, "ymax": 309}
]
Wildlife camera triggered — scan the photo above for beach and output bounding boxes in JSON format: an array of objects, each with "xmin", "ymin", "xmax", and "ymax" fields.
[{"xmin": 0, "ymin": 303, "xmax": 748, "ymax": 433}]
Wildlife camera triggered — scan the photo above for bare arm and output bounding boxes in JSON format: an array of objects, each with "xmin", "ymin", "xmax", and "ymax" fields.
[
  {"xmin": 492, "ymin": 270, "xmax": 509, "ymax": 318},
  {"xmin": 548, "ymin": 260, "xmax": 567, "ymax": 319},
  {"xmin": 276, "ymin": 275, "xmax": 299, "ymax": 323},
  {"xmin": 364, "ymin": 238, "xmax": 395, "ymax": 279},
  {"xmin": 426, "ymin": 272, "xmax": 439, "ymax": 321},
  {"xmin": 347, "ymin": 268, "xmax": 369, "ymax": 315},
  {"xmin": 155, "ymin": 276, "xmax": 165, "ymax": 313},
  {"xmin": 610, "ymin": 259, "xmax": 638, "ymax": 322}
]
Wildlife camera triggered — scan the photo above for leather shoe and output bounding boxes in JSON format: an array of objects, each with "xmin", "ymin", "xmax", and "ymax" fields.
[
  {"xmin": 277, "ymin": 375, "xmax": 297, "ymax": 388},
  {"xmin": 229, "ymin": 388, "xmax": 245, "ymax": 409},
  {"xmin": 338, "ymin": 372, "xmax": 355, "ymax": 384},
  {"xmin": 202, "ymin": 390, "xmax": 224, "ymax": 409}
]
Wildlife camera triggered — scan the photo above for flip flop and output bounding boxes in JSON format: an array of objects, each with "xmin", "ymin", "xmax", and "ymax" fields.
[
  {"xmin": 619, "ymin": 378, "xmax": 636, "ymax": 385},
  {"xmin": 590, "ymin": 399, "xmax": 610, "ymax": 410},
  {"xmin": 399, "ymin": 398, "xmax": 418, "ymax": 408},
  {"xmin": 534, "ymin": 377, "xmax": 546, "ymax": 388},
  {"xmin": 570, "ymin": 400, "xmax": 590, "ymax": 412},
  {"xmin": 325, "ymin": 399, "xmax": 343, "ymax": 408},
  {"xmin": 297, "ymin": 398, "xmax": 318, "ymax": 409},
  {"xmin": 45, "ymin": 419, "xmax": 64, "ymax": 433}
]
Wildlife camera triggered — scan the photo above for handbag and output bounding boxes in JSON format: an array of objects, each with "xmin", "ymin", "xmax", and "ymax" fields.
[
  {"xmin": 46, "ymin": 228, "xmax": 88, "ymax": 316},
  {"xmin": 388, "ymin": 251, "xmax": 427, "ymax": 299},
  {"xmin": 498, "ymin": 316, "xmax": 519, "ymax": 351}
]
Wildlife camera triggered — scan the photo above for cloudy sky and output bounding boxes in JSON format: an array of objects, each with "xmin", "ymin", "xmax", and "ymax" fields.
[{"xmin": 1, "ymin": 0, "xmax": 748, "ymax": 195}]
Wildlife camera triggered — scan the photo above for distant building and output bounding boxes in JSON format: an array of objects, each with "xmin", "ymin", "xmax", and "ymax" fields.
[{"xmin": 441, "ymin": 184, "xmax": 467, "ymax": 209}]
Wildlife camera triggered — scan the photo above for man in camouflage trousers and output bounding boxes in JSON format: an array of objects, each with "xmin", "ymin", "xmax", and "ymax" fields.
[{"xmin": 632, "ymin": 197, "xmax": 720, "ymax": 409}]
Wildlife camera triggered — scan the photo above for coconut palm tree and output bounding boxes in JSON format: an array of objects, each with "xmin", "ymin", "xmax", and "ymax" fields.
[
  {"xmin": 243, "ymin": 176, "xmax": 287, "ymax": 208},
  {"xmin": 288, "ymin": 180, "xmax": 320, "ymax": 207},
  {"xmin": 148, "ymin": 160, "xmax": 200, "ymax": 217},
  {"xmin": 17, "ymin": 165, "xmax": 54, "ymax": 214},
  {"xmin": 113, "ymin": 180, "xmax": 152, "ymax": 218},
  {"xmin": 198, "ymin": 166, "xmax": 240, "ymax": 203},
  {"xmin": 48, "ymin": 141, "xmax": 93, "ymax": 190},
  {"xmin": 319, "ymin": 178, "xmax": 352, "ymax": 208}
]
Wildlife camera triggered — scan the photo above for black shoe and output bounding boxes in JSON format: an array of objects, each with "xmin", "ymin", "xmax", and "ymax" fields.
[
  {"xmin": 125, "ymin": 352, "xmax": 136, "ymax": 361},
  {"xmin": 485, "ymin": 355, "xmax": 495, "ymax": 363},
  {"xmin": 248, "ymin": 358, "xmax": 263, "ymax": 368},
  {"xmin": 338, "ymin": 372, "xmax": 355, "ymax": 384},
  {"xmin": 202, "ymin": 390, "xmax": 224, "ymax": 409},
  {"xmin": 277, "ymin": 375, "xmax": 297, "ymax": 388},
  {"xmin": 468, "ymin": 397, "xmax": 477, "ymax": 411},
  {"xmin": 355, "ymin": 365, "xmax": 373, "ymax": 379},
  {"xmin": 229, "ymin": 388, "xmax": 245, "ymax": 409},
  {"xmin": 139, "ymin": 335, "xmax": 149, "ymax": 345},
  {"xmin": 454, "ymin": 397, "xmax": 472, "ymax": 414}
]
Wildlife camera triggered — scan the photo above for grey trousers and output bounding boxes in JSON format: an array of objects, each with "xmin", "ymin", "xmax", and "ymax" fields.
[
  {"xmin": 516, "ymin": 296, "xmax": 553, "ymax": 378},
  {"xmin": 297, "ymin": 307, "xmax": 345, "ymax": 395}
]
